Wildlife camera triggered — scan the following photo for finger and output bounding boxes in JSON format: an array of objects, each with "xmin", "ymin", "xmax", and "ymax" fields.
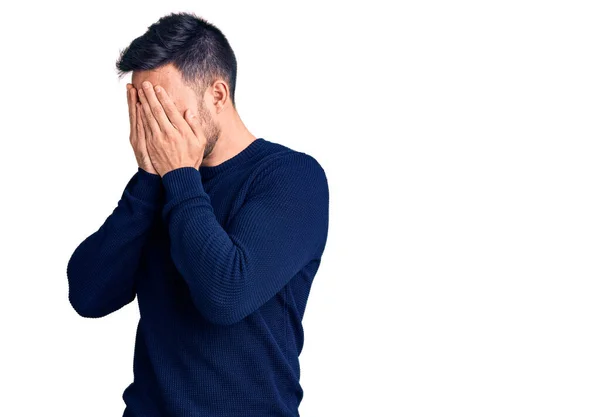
[
  {"xmin": 136, "ymin": 103, "xmax": 146, "ymax": 143},
  {"xmin": 127, "ymin": 85, "xmax": 137, "ymax": 132},
  {"xmin": 138, "ymin": 102, "xmax": 154, "ymax": 145},
  {"xmin": 153, "ymin": 85, "xmax": 191, "ymax": 134},
  {"xmin": 184, "ymin": 109, "xmax": 205, "ymax": 141},
  {"xmin": 140, "ymin": 82, "xmax": 176, "ymax": 136},
  {"xmin": 138, "ymin": 87, "xmax": 163, "ymax": 137}
]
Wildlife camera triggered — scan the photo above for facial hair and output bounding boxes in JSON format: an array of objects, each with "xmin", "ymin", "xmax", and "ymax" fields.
[{"xmin": 197, "ymin": 100, "xmax": 221, "ymax": 159}]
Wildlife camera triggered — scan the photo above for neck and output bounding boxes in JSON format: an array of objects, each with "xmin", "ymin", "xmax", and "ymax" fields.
[{"xmin": 200, "ymin": 108, "xmax": 257, "ymax": 168}]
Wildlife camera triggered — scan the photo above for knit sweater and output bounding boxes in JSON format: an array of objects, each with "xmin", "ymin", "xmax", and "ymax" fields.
[{"xmin": 66, "ymin": 138, "xmax": 329, "ymax": 417}]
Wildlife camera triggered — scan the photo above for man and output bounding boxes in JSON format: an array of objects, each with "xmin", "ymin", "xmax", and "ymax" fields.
[{"xmin": 66, "ymin": 11, "xmax": 329, "ymax": 417}]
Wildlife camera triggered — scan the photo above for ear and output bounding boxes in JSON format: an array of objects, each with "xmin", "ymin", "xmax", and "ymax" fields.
[{"xmin": 210, "ymin": 79, "xmax": 229, "ymax": 112}]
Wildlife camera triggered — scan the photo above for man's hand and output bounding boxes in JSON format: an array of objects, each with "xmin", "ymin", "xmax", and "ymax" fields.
[
  {"xmin": 137, "ymin": 81, "xmax": 206, "ymax": 177},
  {"xmin": 126, "ymin": 83, "xmax": 157, "ymax": 175}
]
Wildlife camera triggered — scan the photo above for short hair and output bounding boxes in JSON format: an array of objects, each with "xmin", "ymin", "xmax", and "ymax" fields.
[{"xmin": 115, "ymin": 11, "xmax": 238, "ymax": 107}]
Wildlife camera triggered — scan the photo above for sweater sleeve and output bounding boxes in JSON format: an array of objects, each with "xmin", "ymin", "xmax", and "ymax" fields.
[
  {"xmin": 67, "ymin": 167, "xmax": 163, "ymax": 318},
  {"xmin": 161, "ymin": 152, "xmax": 329, "ymax": 326}
]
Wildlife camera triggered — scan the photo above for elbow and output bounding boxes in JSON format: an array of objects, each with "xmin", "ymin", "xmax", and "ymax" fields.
[
  {"xmin": 66, "ymin": 254, "xmax": 135, "ymax": 319},
  {"xmin": 66, "ymin": 265, "xmax": 106, "ymax": 318},
  {"xmin": 68, "ymin": 289, "xmax": 134, "ymax": 318},
  {"xmin": 183, "ymin": 265, "xmax": 249, "ymax": 326},
  {"xmin": 67, "ymin": 273, "xmax": 134, "ymax": 319},
  {"xmin": 191, "ymin": 294, "xmax": 246, "ymax": 326},
  {"xmin": 68, "ymin": 291, "xmax": 108, "ymax": 318},
  {"xmin": 201, "ymin": 302, "xmax": 244, "ymax": 326}
]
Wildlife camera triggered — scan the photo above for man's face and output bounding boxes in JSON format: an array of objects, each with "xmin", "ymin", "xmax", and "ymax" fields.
[{"xmin": 131, "ymin": 63, "xmax": 221, "ymax": 157}]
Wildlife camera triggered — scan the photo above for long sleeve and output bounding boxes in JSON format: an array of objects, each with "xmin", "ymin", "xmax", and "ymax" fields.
[
  {"xmin": 67, "ymin": 167, "xmax": 163, "ymax": 318},
  {"xmin": 160, "ymin": 152, "xmax": 329, "ymax": 326}
]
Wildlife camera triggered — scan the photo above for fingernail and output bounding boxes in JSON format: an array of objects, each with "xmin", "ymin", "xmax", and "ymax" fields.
[{"xmin": 154, "ymin": 86, "xmax": 161, "ymax": 93}]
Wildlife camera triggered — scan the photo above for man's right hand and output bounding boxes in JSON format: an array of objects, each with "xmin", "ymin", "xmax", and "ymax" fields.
[{"xmin": 127, "ymin": 83, "xmax": 158, "ymax": 175}]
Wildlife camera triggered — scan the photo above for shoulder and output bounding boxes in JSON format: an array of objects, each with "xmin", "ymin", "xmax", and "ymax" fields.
[
  {"xmin": 242, "ymin": 145, "xmax": 328, "ymax": 207},
  {"xmin": 256, "ymin": 139, "xmax": 326, "ymax": 172},
  {"xmin": 253, "ymin": 149, "xmax": 327, "ymax": 189}
]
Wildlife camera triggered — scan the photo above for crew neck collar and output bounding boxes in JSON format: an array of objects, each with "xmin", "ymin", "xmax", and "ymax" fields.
[{"xmin": 199, "ymin": 138, "xmax": 266, "ymax": 179}]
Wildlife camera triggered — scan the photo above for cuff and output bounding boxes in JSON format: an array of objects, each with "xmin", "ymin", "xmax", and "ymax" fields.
[
  {"xmin": 161, "ymin": 167, "xmax": 213, "ymax": 221},
  {"xmin": 124, "ymin": 167, "xmax": 163, "ymax": 207}
]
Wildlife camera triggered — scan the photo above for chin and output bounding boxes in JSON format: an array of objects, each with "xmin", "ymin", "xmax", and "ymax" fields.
[{"xmin": 203, "ymin": 135, "xmax": 219, "ymax": 158}]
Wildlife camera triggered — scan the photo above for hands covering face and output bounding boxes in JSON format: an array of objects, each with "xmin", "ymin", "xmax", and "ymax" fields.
[
  {"xmin": 126, "ymin": 83, "xmax": 156, "ymax": 174},
  {"xmin": 130, "ymin": 80, "xmax": 207, "ymax": 177}
]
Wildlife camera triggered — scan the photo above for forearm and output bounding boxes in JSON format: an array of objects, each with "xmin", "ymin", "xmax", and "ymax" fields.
[
  {"xmin": 160, "ymin": 168, "xmax": 241, "ymax": 324},
  {"xmin": 161, "ymin": 156, "xmax": 328, "ymax": 326},
  {"xmin": 67, "ymin": 168, "xmax": 163, "ymax": 318}
]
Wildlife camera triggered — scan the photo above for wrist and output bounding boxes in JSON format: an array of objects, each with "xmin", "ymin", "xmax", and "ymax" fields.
[
  {"xmin": 125, "ymin": 167, "xmax": 163, "ymax": 206},
  {"xmin": 139, "ymin": 166, "xmax": 159, "ymax": 177},
  {"xmin": 161, "ymin": 167, "xmax": 211, "ymax": 220}
]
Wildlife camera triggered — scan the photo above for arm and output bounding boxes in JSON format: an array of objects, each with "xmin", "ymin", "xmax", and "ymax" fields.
[
  {"xmin": 66, "ymin": 167, "xmax": 163, "ymax": 318},
  {"xmin": 161, "ymin": 152, "xmax": 330, "ymax": 326}
]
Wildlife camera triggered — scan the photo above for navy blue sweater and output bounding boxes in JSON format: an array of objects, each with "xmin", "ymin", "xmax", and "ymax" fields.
[{"xmin": 66, "ymin": 138, "xmax": 329, "ymax": 417}]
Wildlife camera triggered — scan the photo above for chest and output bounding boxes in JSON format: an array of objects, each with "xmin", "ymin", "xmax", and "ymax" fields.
[{"xmin": 135, "ymin": 169, "xmax": 256, "ymax": 321}]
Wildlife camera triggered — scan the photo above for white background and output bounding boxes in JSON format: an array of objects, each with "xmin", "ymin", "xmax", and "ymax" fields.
[{"xmin": 1, "ymin": 1, "xmax": 599, "ymax": 416}]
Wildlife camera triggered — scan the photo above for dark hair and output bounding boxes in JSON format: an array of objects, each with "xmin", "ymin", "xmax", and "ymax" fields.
[{"xmin": 115, "ymin": 11, "xmax": 237, "ymax": 107}]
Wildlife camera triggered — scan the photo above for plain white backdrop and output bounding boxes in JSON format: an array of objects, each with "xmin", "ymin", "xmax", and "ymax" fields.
[{"xmin": 1, "ymin": 1, "xmax": 599, "ymax": 416}]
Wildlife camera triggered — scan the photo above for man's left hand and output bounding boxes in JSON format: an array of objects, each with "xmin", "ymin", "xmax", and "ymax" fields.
[{"xmin": 137, "ymin": 80, "xmax": 206, "ymax": 177}]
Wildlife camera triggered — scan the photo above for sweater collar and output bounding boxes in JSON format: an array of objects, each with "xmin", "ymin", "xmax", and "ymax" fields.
[{"xmin": 199, "ymin": 138, "xmax": 266, "ymax": 179}]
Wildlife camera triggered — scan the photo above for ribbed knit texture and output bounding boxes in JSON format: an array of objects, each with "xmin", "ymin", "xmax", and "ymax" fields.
[{"xmin": 66, "ymin": 138, "xmax": 329, "ymax": 417}]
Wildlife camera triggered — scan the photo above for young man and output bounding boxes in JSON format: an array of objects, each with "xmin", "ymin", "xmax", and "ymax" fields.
[{"xmin": 66, "ymin": 11, "xmax": 329, "ymax": 417}]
